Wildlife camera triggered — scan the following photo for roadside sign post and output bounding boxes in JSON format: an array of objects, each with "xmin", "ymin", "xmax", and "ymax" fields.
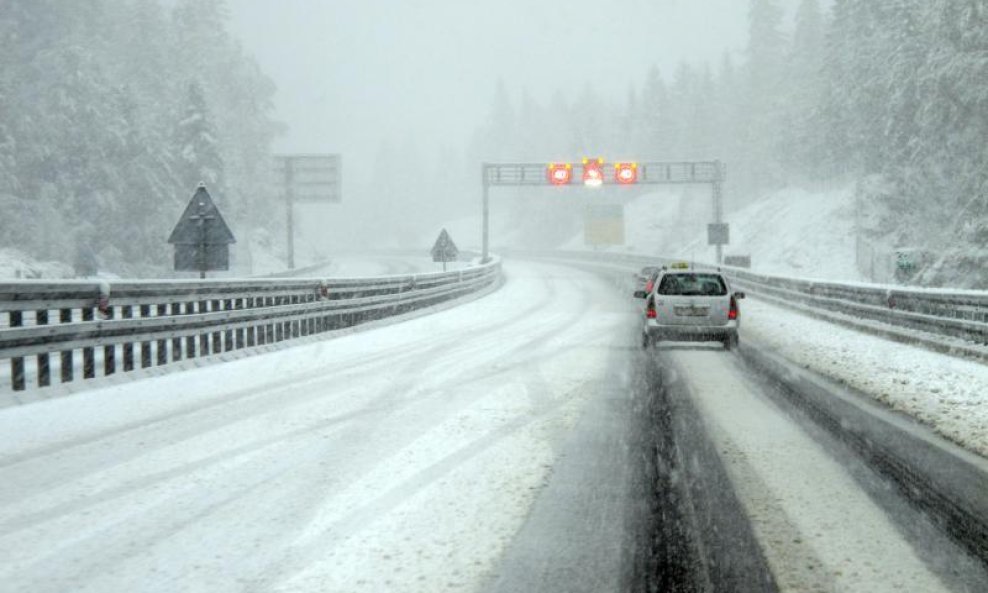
[
  {"xmin": 482, "ymin": 163, "xmax": 490, "ymax": 263},
  {"xmin": 273, "ymin": 154, "xmax": 342, "ymax": 270},
  {"xmin": 480, "ymin": 160, "xmax": 727, "ymax": 263},
  {"xmin": 191, "ymin": 204, "xmax": 214, "ymax": 278},
  {"xmin": 168, "ymin": 183, "xmax": 236, "ymax": 278},
  {"xmin": 712, "ymin": 173, "xmax": 726, "ymax": 264}
]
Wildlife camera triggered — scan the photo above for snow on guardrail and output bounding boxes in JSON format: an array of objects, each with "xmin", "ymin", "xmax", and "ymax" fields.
[
  {"xmin": 0, "ymin": 258, "xmax": 502, "ymax": 392},
  {"xmin": 527, "ymin": 250, "xmax": 988, "ymax": 351}
]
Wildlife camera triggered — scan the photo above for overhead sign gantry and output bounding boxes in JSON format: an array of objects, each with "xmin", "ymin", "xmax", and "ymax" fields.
[{"xmin": 480, "ymin": 159, "xmax": 727, "ymax": 262}]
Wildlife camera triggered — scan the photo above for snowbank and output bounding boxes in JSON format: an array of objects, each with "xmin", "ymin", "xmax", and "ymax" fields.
[
  {"xmin": 0, "ymin": 248, "xmax": 74, "ymax": 280},
  {"xmin": 744, "ymin": 299, "xmax": 988, "ymax": 458}
]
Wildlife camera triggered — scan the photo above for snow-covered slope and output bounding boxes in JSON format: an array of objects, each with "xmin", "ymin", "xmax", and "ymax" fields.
[
  {"xmin": 572, "ymin": 185, "xmax": 863, "ymax": 283},
  {"xmin": 0, "ymin": 248, "xmax": 75, "ymax": 280}
]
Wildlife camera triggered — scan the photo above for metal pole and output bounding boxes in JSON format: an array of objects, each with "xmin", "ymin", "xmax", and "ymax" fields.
[
  {"xmin": 481, "ymin": 163, "xmax": 490, "ymax": 263},
  {"xmin": 286, "ymin": 158, "xmax": 296, "ymax": 270},
  {"xmin": 198, "ymin": 200, "xmax": 207, "ymax": 279},
  {"xmin": 713, "ymin": 160, "xmax": 724, "ymax": 265}
]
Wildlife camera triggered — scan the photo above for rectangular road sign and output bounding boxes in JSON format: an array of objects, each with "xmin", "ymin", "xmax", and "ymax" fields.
[
  {"xmin": 585, "ymin": 204, "xmax": 625, "ymax": 246},
  {"xmin": 723, "ymin": 254, "xmax": 751, "ymax": 268},
  {"xmin": 273, "ymin": 154, "xmax": 342, "ymax": 202},
  {"xmin": 708, "ymin": 223, "xmax": 730, "ymax": 246}
]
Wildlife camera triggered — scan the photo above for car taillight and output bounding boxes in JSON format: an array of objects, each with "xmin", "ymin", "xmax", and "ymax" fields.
[
  {"xmin": 646, "ymin": 301, "xmax": 657, "ymax": 319},
  {"xmin": 728, "ymin": 295, "xmax": 738, "ymax": 320}
]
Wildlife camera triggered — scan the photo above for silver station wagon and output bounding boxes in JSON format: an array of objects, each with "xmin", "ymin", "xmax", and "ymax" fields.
[{"xmin": 634, "ymin": 267, "xmax": 745, "ymax": 350}]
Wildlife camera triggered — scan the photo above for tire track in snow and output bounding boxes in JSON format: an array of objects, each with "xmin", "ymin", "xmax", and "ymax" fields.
[
  {"xmin": 0, "ymin": 275, "xmax": 562, "ymax": 527},
  {"xmin": 0, "ymin": 261, "xmax": 626, "ymax": 593}
]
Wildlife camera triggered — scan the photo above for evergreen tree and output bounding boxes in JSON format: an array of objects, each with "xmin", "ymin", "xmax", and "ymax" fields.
[
  {"xmin": 921, "ymin": 0, "xmax": 988, "ymax": 247},
  {"xmin": 780, "ymin": 0, "xmax": 826, "ymax": 182},
  {"xmin": 0, "ymin": 0, "xmax": 280, "ymax": 274},
  {"xmin": 485, "ymin": 79, "xmax": 516, "ymax": 161},
  {"xmin": 820, "ymin": 0, "xmax": 856, "ymax": 178},
  {"xmin": 639, "ymin": 65, "xmax": 671, "ymax": 158},
  {"xmin": 742, "ymin": 0, "xmax": 787, "ymax": 193},
  {"xmin": 174, "ymin": 81, "xmax": 225, "ymax": 201},
  {"xmin": 0, "ymin": 80, "xmax": 16, "ymax": 196},
  {"xmin": 570, "ymin": 83, "xmax": 606, "ymax": 155}
]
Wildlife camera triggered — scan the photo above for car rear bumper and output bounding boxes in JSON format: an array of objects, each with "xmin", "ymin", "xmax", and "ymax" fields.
[{"xmin": 644, "ymin": 321, "xmax": 738, "ymax": 342}]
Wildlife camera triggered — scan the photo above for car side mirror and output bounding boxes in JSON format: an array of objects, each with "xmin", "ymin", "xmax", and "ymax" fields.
[
  {"xmin": 734, "ymin": 291, "xmax": 746, "ymax": 299},
  {"xmin": 634, "ymin": 290, "xmax": 648, "ymax": 299}
]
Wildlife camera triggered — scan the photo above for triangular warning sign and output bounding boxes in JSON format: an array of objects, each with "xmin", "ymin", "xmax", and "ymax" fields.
[
  {"xmin": 431, "ymin": 228, "xmax": 459, "ymax": 262},
  {"xmin": 168, "ymin": 184, "xmax": 236, "ymax": 245}
]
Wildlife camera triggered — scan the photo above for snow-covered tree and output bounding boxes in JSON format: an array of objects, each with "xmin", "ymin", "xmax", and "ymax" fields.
[
  {"xmin": 779, "ymin": 0, "xmax": 826, "ymax": 182},
  {"xmin": 0, "ymin": 0, "xmax": 281, "ymax": 275},
  {"xmin": 174, "ymin": 81, "xmax": 225, "ymax": 201},
  {"xmin": 729, "ymin": 0, "xmax": 788, "ymax": 196},
  {"xmin": 639, "ymin": 65, "xmax": 671, "ymax": 158}
]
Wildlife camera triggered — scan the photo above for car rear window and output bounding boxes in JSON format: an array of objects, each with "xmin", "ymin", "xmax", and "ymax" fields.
[{"xmin": 657, "ymin": 273, "xmax": 727, "ymax": 296}]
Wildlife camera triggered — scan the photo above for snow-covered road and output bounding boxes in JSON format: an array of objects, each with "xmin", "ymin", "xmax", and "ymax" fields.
[
  {"xmin": 1, "ymin": 258, "xmax": 985, "ymax": 592},
  {"xmin": 294, "ymin": 255, "xmax": 471, "ymax": 278},
  {"xmin": 0, "ymin": 261, "xmax": 634, "ymax": 593}
]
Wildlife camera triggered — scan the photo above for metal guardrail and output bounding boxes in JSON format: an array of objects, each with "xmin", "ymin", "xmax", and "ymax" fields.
[
  {"xmin": 528, "ymin": 251, "xmax": 988, "ymax": 346},
  {"xmin": 724, "ymin": 268, "xmax": 988, "ymax": 343},
  {"xmin": 0, "ymin": 260, "xmax": 501, "ymax": 391}
]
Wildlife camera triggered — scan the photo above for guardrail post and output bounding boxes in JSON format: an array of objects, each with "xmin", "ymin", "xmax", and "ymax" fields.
[
  {"xmin": 286, "ymin": 297, "xmax": 293, "ymax": 339},
  {"xmin": 82, "ymin": 307, "xmax": 95, "ymax": 379},
  {"xmin": 291, "ymin": 296, "xmax": 300, "ymax": 338},
  {"xmin": 307, "ymin": 295, "xmax": 315, "ymax": 335},
  {"xmin": 122, "ymin": 306, "xmax": 135, "ymax": 371},
  {"xmin": 36, "ymin": 310, "xmax": 50, "ymax": 387},
  {"xmin": 171, "ymin": 303, "xmax": 182, "ymax": 361},
  {"xmin": 302, "ymin": 297, "xmax": 310, "ymax": 335},
  {"xmin": 268, "ymin": 297, "xmax": 276, "ymax": 343},
  {"xmin": 246, "ymin": 298, "xmax": 257, "ymax": 347},
  {"xmin": 140, "ymin": 305, "xmax": 152, "ymax": 368},
  {"xmin": 198, "ymin": 300, "xmax": 209, "ymax": 356},
  {"xmin": 275, "ymin": 297, "xmax": 284, "ymax": 342},
  {"xmin": 185, "ymin": 302, "xmax": 197, "ymax": 358},
  {"xmin": 224, "ymin": 300, "xmax": 234, "ymax": 351},
  {"xmin": 235, "ymin": 299, "xmax": 245, "ymax": 349},
  {"xmin": 211, "ymin": 300, "xmax": 222, "ymax": 354},
  {"xmin": 10, "ymin": 311, "xmax": 25, "ymax": 391},
  {"xmin": 258, "ymin": 298, "xmax": 267, "ymax": 345},
  {"xmin": 103, "ymin": 305, "xmax": 115, "ymax": 376},
  {"xmin": 156, "ymin": 304, "xmax": 168, "ymax": 365},
  {"xmin": 59, "ymin": 308, "xmax": 73, "ymax": 383}
]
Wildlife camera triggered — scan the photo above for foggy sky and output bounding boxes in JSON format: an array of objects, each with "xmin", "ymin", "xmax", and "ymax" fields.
[{"xmin": 228, "ymin": 0, "xmax": 804, "ymax": 165}]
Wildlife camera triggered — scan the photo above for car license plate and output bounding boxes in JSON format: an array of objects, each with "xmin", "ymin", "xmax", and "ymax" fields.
[{"xmin": 674, "ymin": 305, "xmax": 710, "ymax": 317}]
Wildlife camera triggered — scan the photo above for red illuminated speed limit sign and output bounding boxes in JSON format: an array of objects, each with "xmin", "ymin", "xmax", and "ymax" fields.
[
  {"xmin": 547, "ymin": 162, "xmax": 573, "ymax": 185},
  {"xmin": 615, "ymin": 162, "xmax": 638, "ymax": 184}
]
